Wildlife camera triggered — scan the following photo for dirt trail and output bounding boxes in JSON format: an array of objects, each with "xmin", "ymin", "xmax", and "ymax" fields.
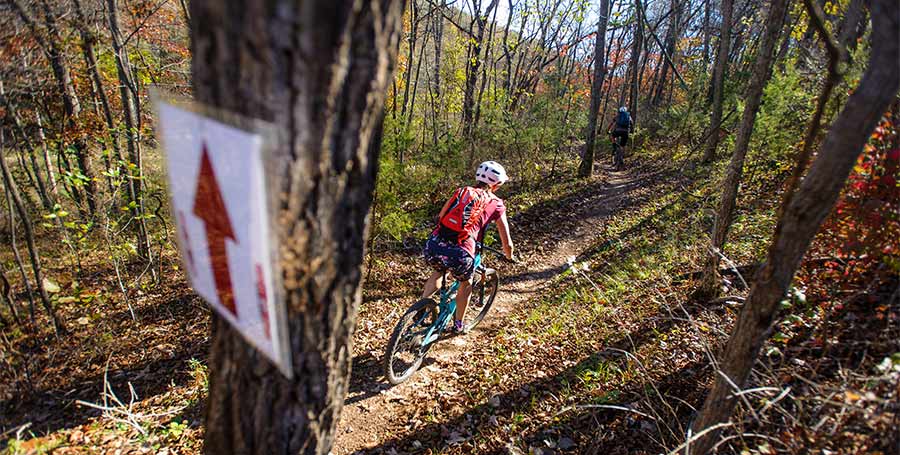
[{"xmin": 335, "ymin": 165, "xmax": 650, "ymax": 454}]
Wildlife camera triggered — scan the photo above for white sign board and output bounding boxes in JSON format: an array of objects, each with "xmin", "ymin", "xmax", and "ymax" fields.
[{"xmin": 155, "ymin": 99, "xmax": 291, "ymax": 377}]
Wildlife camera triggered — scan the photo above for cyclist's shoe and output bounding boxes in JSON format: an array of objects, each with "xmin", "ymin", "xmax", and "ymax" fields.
[{"xmin": 450, "ymin": 319, "xmax": 466, "ymax": 335}]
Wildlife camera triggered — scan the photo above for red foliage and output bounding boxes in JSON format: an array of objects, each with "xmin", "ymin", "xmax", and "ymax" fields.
[{"xmin": 808, "ymin": 108, "xmax": 900, "ymax": 290}]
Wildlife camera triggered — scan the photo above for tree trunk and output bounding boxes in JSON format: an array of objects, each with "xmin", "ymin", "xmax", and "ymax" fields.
[
  {"xmin": 5, "ymin": 180, "xmax": 37, "ymax": 325},
  {"xmin": 432, "ymin": 0, "xmax": 445, "ymax": 99},
  {"xmin": 578, "ymin": 0, "xmax": 610, "ymax": 178},
  {"xmin": 106, "ymin": 0, "xmax": 151, "ymax": 261},
  {"xmin": 73, "ymin": 0, "xmax": 122, "ymax": 190},
  {"xmin": 408, "ymin": 16, "xmax": 429, "ymax": 131},
  {"xmin": 0, "ymin": 267, "xmax": 20, "ymax": 327},
  {"xmin": 400, "ymin": 0, "xmax": 418, "ymax": 117},
  {"xmin": 702, "ymin": 0, "xmax": 711, "ymax": 64},
  {"xmin": 33, "ymin": 106, "xmax": 58, "ymax": 197},
  {"xmin": 473, "ymin": 3, "xmax": 499, "ymax": 133},
  {"xmin": 190, "ymin": 1, "xmax": 403, "ymax": 453},
  {"xmin": 701, "ymin": 0, "xmax": 734, "ymax": 163},
  {"xmin": 10, "ymin": 0, "xmax": 99, "ymax": 216},
  {"xmin": 697, "ymin": 0, "xmax": 790, "ymax": 300},
  {"xmin": 0, "ymin": 80, "xmax": 51, "ymax": 208},
  {"xmin": 652, "ymin": 0, "xmax": 681, "ymax": 107},
  {"xmin": 462, "ymin": 0, "xmax": 500, "ymax": 141},
  {"xmin": 689, "ymin": 1, "xmax": 899, "ymax": 452},
  {"xmin": 0, "ymin": 128, "xmax": 64, "ymax": 336},
  {"xmin": 627, "ymin": 0, "xmax": 644, "ymax": 121}
]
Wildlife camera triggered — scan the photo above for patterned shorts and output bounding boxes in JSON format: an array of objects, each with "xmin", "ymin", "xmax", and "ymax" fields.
[{"xmin": 423, "ymin": 234, "xmax": 475, "ymax": 281}]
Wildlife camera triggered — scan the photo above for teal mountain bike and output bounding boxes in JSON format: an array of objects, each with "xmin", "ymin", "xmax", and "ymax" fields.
[{"xmin": 384, "ymin": 242, "xmax": 510, "ymax": 385}]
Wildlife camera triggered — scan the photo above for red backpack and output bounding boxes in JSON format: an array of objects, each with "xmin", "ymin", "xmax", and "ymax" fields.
[{"xmin": 439, "ymin": 186, "xmax": 489, "ymax": 244}]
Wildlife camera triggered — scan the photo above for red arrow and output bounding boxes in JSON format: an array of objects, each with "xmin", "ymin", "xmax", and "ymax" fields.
[{"xmin": 192, "ymin": 143, "xmax": 238, "ymax": 316}]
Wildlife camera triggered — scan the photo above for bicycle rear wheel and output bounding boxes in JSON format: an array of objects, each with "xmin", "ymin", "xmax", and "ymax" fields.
[
  {"xmin": 384, "ymin": 298, "xmax": 439, "ymax": 385},
  {"xmin": 463, "ymin": 269, "xmax": 499, "ymax": 331}
]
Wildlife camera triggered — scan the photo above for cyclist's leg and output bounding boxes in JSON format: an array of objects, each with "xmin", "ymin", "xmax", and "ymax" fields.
[
  {"xmin": 454, "ymin": 277, "xmax": 473, "ymax": 324},
  {"xmin": 421, "ymin": 270, "xmax": 443, "ymax": 299}
]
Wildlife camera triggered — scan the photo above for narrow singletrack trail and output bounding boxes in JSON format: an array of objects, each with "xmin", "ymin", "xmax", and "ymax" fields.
[{"xmin": 335, "ymin": 164, "xmax": 660, "ymax": 454}]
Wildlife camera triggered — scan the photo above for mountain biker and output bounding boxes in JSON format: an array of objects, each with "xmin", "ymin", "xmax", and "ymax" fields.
[
  {"xmin": 608, "ymin": 106, "xmax": 634, "ymax": 152},
  {"xmin": 421, "ymin": 161, "xmax": 515, "ymax": 334}
]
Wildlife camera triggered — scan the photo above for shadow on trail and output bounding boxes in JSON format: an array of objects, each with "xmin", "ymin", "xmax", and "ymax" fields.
[
  {"xmin": 351, "ymin": 165, "xmax": 715, "ymax": 453},
  {"xmin": 362, "ymin": 297, "xmax": 718, "ymax": 454},
  {"xmin": 501, "ymin": 165, "xmax": 675, "ymax": 288},
  {"xmin": 345, "ymin": 348, "xmax": 439, "ymax": 406}
]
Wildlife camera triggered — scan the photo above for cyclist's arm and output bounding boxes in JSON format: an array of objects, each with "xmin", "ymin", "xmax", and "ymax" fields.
[{"xmin": 496, "ymin": 212, "xmax": 514, "ymax": 260}]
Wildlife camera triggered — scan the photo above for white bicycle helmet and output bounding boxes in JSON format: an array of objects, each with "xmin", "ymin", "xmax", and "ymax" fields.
[
  {"xmin": 475, "ymin": 161, "xmax": 509, "ymax": 185},
  {"xmin": 619, "ymin": 106, "xmax": 628, "ymax": 113}
]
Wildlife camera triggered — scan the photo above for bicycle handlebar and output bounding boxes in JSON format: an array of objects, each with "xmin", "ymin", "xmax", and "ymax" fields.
[{"xmin": 476, "ymin": 242, "xmax": 519, "ymax": 264}]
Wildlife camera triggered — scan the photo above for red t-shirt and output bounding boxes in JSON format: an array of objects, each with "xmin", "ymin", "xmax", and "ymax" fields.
[{"xmin": 434, "ymin": 187, "xmax": 506, "ymax": 257}]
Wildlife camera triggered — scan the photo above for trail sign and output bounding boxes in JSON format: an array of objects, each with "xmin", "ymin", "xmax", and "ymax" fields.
[{"xmin": 155, "ymin": 98, "xmax": 291, "ymax": 377}]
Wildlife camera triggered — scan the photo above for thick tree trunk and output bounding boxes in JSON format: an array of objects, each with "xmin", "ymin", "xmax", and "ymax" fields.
[
  {"xmin": 0, "ymin": 129, "xmax": 64, "ymax": 336},
  {"xmin": 697, "ymin": 0, "xmax": 790, "ymax": 299},
  {"xmin": 578, "ymin": 0, "xmax": 610, "ymax": 179},
  {"xmin": 701, "ymin": 0, "xmax": 734, "ymax": 163},
  {"xmin": 190, "ymin": 1, "xmax": 403, "ymax": 453},
  {"xmin": 689, "ymin": 1, "xmax": 899, "ymax": 452}
]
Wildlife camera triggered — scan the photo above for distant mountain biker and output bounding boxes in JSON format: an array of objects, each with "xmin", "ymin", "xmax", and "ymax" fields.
[
  {"xmin": 421, "ymin": 161, "xmax": 515, "ymax": 334},
  {"xmin": 608, "ymin": 106, "xmax": 634, "ymax": 152}
]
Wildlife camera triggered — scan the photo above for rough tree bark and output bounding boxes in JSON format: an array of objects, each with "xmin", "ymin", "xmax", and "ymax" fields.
[
  {"xmin": 190, "ymin": 1, "xmax": 403, "ymax": 453},
  {"xmin": 697, "ymin": 0, "xmax": 790, "ymax": 299},
  {"xmin": 701, "ymin": 0, "xmax": 734, "ymax": 163},
  {"xmin": 689, "ymin": 1, "xmax": 899, "ymax": 452},
  {"xmin": 577, "ymin": 0, "xmax": 611, "ymax": 179}
]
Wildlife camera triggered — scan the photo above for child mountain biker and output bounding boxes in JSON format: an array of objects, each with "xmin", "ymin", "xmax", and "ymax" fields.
[{"xmin": 421, "ymin": 161, "xmax": 515, "ymax": 334}]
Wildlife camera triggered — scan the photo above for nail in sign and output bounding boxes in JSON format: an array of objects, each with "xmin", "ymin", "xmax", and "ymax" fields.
[{"xmin": 156, "ymin": 99, "xmax": 291, "ymax": 377}]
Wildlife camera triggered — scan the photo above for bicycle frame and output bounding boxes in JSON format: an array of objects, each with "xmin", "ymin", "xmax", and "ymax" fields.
[{"xmin": 420, "ymin": 252, "xmax": 483, "ymax": 346}]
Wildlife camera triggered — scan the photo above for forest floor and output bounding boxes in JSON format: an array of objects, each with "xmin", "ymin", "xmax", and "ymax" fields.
[{"xmin": 1, "ymin": 152, "xmax": 897, "ymax": 455}]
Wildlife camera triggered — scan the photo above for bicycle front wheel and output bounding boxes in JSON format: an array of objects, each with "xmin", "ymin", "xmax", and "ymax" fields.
[
  {"xmin": 463, "ymin": 269, "xmax": 499, "ymax": 331},
  {"xmin": 384, "ymin": 298, "xmax": 439, "ymax": 385}
]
